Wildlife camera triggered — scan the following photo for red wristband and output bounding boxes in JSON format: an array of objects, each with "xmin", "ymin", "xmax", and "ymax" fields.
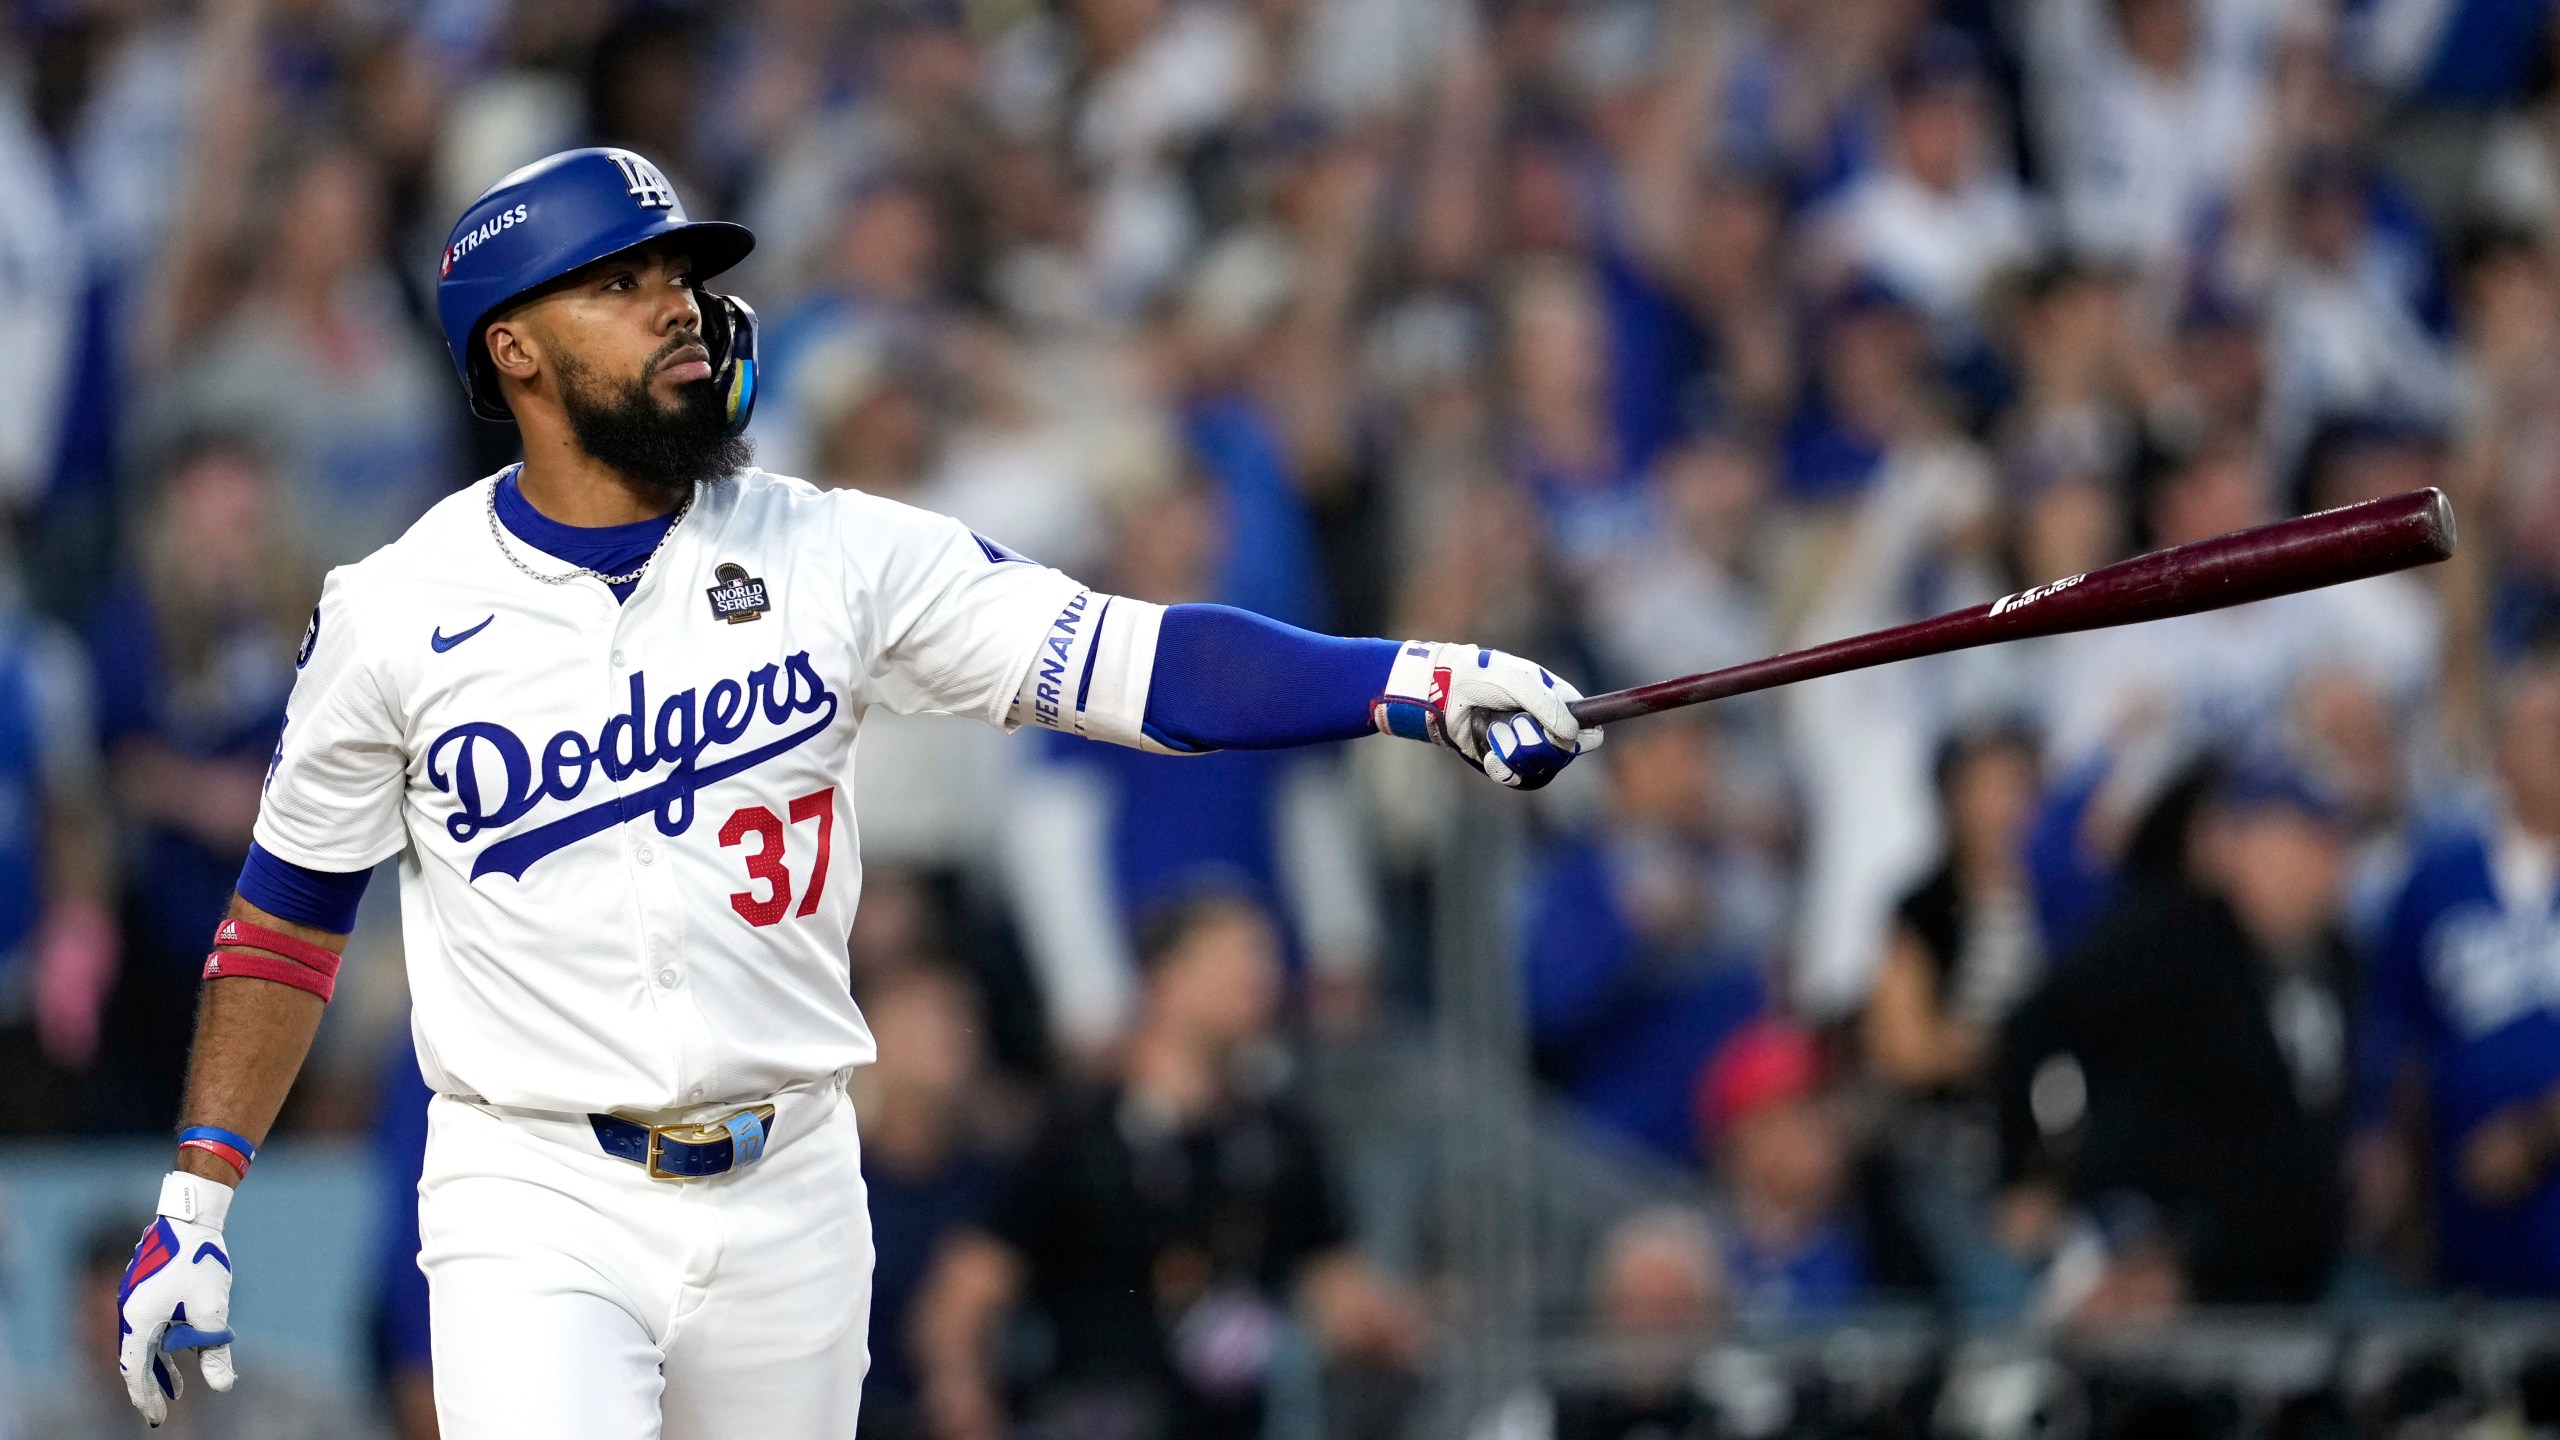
[
  {"xmin": 178, "ymin": 1137, "xmax": 252, "ymax": 1179},
  {"xmin": 212, "ymin": 918, "xmax": 343, "ymax": 978},
  {"xmin": 202, "ymin": 949, "xmax": 336, "ymax": 1001}
]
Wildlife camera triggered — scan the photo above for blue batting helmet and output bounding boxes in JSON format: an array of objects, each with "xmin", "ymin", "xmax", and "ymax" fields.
[{"xmin": 435, "ymin": 147, "xmax": 759, "ymax": 432}]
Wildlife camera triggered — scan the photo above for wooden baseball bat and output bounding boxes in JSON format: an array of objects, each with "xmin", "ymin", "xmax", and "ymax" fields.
[{"xmin": 1567, "ymin": 487, "xmax": 2458, "ymax": 728}]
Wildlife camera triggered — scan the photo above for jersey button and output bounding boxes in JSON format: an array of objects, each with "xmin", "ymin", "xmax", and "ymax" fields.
[
  {"xmin": 656, "ymin": 967, "xmax": 680, "ymax": 989},
  {"xmin": 635, "ymin": 845, "xmax": 654, "ymax": 865},
  {"xmin": 611, "ymin": 649, "xmax": 627, "ymax": 667}
]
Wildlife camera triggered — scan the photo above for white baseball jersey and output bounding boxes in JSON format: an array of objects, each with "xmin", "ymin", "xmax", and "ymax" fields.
[{"xmin": 254, "ymin": 468, "xmax": 1155, "ymax": 1113}]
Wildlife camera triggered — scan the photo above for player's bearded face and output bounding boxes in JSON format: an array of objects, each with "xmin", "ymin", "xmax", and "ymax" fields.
[{"xmin": 553, "ymin": 331, "xmax": 751, "ymax": 508}]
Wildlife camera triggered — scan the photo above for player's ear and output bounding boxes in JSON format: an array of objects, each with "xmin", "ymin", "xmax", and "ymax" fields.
[{"xmin": 483, "ymin": 316, "xmax": 541, "ymax": 386}]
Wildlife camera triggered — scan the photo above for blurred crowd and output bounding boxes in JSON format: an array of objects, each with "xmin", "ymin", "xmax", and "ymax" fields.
[{"xmin": 9, "ymin": 0, "xmax": 2560, "ymax": 1435}]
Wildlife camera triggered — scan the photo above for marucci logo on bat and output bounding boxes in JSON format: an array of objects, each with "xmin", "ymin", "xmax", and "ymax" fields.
[{"xmin": 1990, "ymin": 573, "xmax": 2086, "ymax": 617}]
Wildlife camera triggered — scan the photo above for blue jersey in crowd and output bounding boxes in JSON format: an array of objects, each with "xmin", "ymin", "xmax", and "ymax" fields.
[
  {"xmin": 367, "ymin": 1033, "xmax": 435, "ymax": 1384},
  {"xmin": 88, "ymin": 575, "xmax": 292, "ymax": 971},
  {"xmin": 2374, "ymin": 820, "xmax": 2560, "ymax": 1293},
  {"xmin": 1722, "ymin": 1217, "xmax": 1867, "ymax": 1329},
  {"xmin": 1521, "ymin": 835, "xmax": 1767, "ymax": 1164},
  {"xmin": 0, "ymin": 630, "xmax": 50, "ymax": 968},
  {"xmin": 1044, "ymin": 730, "xmax": 1310, "ymax": 959}
]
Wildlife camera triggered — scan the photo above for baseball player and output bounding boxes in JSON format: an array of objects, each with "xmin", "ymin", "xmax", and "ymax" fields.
[{"xmin": 112, "ymin": 147, "xmax": 1598, "ymax": 1438}]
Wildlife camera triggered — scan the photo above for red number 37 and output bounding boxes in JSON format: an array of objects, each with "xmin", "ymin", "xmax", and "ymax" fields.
[{"xmin": 718, "ymin": 787, "xmax": 835, "ymax": 927}]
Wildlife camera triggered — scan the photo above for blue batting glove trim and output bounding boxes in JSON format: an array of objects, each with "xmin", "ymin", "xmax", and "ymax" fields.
[
  {"xmin": 1484, "ymin": 715, "xmax": 1577, "ymax": 790},
  {"xmin": 1374, "ymin": 700, "xmax": 1439, "ymax": 744},
  {"xmin": 162, "ymin": 1324, "xmax": 234, "ymax": 1353}
]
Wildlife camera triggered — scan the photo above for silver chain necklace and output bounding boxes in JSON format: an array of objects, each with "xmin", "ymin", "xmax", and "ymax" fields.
[{"xmin": 487, "ymin": 478, "xmax": 693, "ymax": 587}]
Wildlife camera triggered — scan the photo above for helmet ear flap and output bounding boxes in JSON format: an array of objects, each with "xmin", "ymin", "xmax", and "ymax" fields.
[
  {"xmin": 463, "ymin": 320, "xmax": 514, "ymax": 423},
  {"xmin": 698, "ymin": 291, "xmax": 759, "ymax": 437}
]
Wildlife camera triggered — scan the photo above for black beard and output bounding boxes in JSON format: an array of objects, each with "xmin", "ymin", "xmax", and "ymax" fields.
[{"xmin": 555, "ymin": 347, "xmax": 752, "ymax": 508}]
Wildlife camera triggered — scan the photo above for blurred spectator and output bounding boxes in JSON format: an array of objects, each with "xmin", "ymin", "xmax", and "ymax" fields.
[
  {"xmin": 1504, "ymin": 260, "xmax": 1650, "ymax": 572},
  {"xmin": 0, "ymin": 35, "xmax": 83, "ymax": 510},
  {"xmin": 90, "ymin": 438, "xmax": 310, "ymax": 1130},
  {"xmin": 1583, "ymin": 433, "xmax": 1778, "ymax": 689},
  {"xmin": 1523, "ymin": 711, "xmax": 1779, "ymax": 1163},
  {"xmin": 1175, "ymin": 229, "xmax": 1343, "ymax": 633},
  {"xmin": 798, "ymin": 331, "xmax": 940, "ymax": 504},
  {"xmin": 911, "ymin": 893, "xmax": 1420, "ymax": 1440},
  {"xmin": 856, "ymin": 963, "xmax": 1011, "ymax": 1438},
  {"xmin": 2216, "ymin": 31, "xmax": 2456, "ymax": 469},
  {"xmin": 1993, "ymin": 262, "xmax": 2147, "ymax": 492},
  {"xmin": 145, "ymin": 143, "xmax": 459, "ymax": 564},
  {"xmin": 2449, "ymin": 229, "xmax": 2560, "ymax": 653},
  {"xmin": 0, "ymin": 547, "xmax": 111, "ymax": 1122},
  {"xmin": 1694, "ymin": 1020, "xmax": 1867, "ymax": 1326},
  {"xmin": 2026, "ymin": 0, "xmax": 2270, "ymax": 275},
  {"xmin": 1859, "ymin": 723, "xmax": 2044, "ymax": 1316},
  {"xmin": 1779, "ymin": 333, "xmax": 2001, "ymax": 1012},
  {"xmin": 364, "ymin": 1030, "xmax": 436, "ymax": 1440},
  {"xmin": 1817, "ymin": 31, "xmax": 2039, "ymax": 352},
  {"xmin": 2045, "ymin": 434, "xmax": 2436, "ymax": 762},
  {"xmin": 35, "ymin": 1212, "xmax": 359, "ymax": 1438},
  {"xmin": 921, "ymin": 319, "xmax": 1120, "ymax": 578},
  {"xmin": 1005, "ymin": 483, "xmax": 1381, "ymax": 1058},
  {"xmin": 1613, "ymin": 12, "xmax": 1802, "ymax": 447},
  {"xmin": 1548, "ymin": 1207, "xmax": 1728, "ymax": 1440},
  {"xmin": 2146, "ymin": 289, "xmax": 2270, "ymax": 457},
  {"xmin": 2353, "ymin": 0, "xmax": 2559, "ymax": 109},
  {"xmin": 1780, "ymin": 280, "xmax": 1932, "ymax": 504},
  {"xmin": 2369, "ymin": 651, "xmax": 2560, "ymax": 1294},
  {"xmin": 1996, "ymin": 761, "xmax": 2359, "ymax": 1307},
  {"xmin": 756, "ymin": 172, "xmax": 952, "ymax": 478}
]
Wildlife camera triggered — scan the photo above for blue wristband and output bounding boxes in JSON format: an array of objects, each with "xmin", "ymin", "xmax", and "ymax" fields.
[{"xmin": 176, "ymin": 1126, "xmax": 258, "ymax": 1175}]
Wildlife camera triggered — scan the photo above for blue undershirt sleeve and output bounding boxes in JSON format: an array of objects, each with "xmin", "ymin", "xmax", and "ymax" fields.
[
  {"xmin": 237, "ymin": 841, "xmax": 373, "ymax": 935},
  {"xmin": 1139, "ymin": 604, "xmax": 1399, "ymax": 752}
]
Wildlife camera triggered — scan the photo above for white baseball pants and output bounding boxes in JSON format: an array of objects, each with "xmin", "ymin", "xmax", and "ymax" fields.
[{"xmin": 417, "ymin": 1081, "xmax": 874, "ymax": 1439}]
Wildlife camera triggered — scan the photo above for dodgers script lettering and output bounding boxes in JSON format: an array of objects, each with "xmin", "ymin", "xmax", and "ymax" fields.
[{"xmin": 426, "ymin": 651, "xmax": 839, "ymax": 881}]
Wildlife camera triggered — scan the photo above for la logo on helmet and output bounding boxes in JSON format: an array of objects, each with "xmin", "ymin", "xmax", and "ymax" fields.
[{"xmin": 611, "ymin": 152, "xmax": 677, "ymax": 211}]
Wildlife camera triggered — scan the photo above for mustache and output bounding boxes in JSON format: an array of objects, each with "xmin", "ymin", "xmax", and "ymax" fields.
[{"xmin": 644, "ymin": 331, "xmax": 712, "ymax": 380}]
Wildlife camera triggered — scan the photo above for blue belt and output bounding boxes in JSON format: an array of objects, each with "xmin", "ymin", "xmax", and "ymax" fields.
[{"xmin": 586, "ymin": 1105, "xmax": 776, "ymax": 1180}]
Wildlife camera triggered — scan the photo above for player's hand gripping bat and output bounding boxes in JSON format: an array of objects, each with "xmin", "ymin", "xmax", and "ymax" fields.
[{"xmin": 1567, "ymin": 488, "xmax": 2459, "ymax": 728}]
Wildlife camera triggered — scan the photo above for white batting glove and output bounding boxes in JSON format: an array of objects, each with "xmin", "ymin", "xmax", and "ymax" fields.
[
  {"xmin": 1370, "ymin": 641, "xmax": 1601, "ymax": 790},
  {"xmin": 117, "ymin": 1173, "xmax": 238, "ymax": 1426}
]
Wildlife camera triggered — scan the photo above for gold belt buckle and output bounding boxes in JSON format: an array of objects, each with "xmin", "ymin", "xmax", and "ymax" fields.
[{"xmin": 644, "ymin": 1104, "xmax": 778, "ymax": 1181}]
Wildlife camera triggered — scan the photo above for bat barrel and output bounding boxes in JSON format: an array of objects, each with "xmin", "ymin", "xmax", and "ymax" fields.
[{"xmin": 1567, "ymin": 487, "xmax": 2457, "ymax": 729}]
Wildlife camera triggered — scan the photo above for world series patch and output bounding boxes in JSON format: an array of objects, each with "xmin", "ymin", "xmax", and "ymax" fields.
[{"xmin": 705, "ymin": 563, "xmax": 770, "ymax": 624}]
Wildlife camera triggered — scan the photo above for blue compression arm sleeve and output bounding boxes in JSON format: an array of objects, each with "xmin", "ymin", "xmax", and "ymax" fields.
[
  {"xmin": 1141, "ymin": 605, "xmax": 1399, "ymax": 751},
  {"xmin": 237, "ymin": 842, "xmax": 372, "ymax": 934}
]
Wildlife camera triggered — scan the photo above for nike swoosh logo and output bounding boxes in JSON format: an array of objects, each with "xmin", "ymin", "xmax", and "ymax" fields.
[{"xmin": 431, "ymin": 616, "xmax": 495, "ymax": 653}]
